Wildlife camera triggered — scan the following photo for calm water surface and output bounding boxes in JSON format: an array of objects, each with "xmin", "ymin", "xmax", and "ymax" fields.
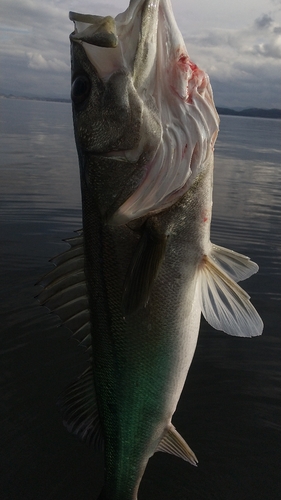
[{"xmin": 1, "ymin": 99, "xmax": 281, "ymax": 499}]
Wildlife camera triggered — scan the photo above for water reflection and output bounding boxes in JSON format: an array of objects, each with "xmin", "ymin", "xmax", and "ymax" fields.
[
  {"xmin": 212, "ymin": 117, "xmax": 281, "ymax": 305},
  {"xmin": 0, "ymin": 100, "xmax": 281, "ymax": 500},
  {"xmin": 0, "ymin": 99, "xmax": 81, "ymax": 222}
]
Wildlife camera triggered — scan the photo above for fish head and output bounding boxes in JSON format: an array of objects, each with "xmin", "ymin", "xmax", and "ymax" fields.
[
  {"xmin": 70, "ymin": 14, "xmax": 160, "ymax": 159},
  {"xmin": 69, "ymin": 1, "xmax": 219, "ymax": 224}
]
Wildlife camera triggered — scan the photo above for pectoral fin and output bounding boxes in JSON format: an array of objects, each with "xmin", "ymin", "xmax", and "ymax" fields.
[
  {"xmin": 122, "ymin": 222, "xmax": 168, "ymax": 315},
  {"xmin": 198, "ymin": 253, "xmax": 263, "ymax": 337},
  {"xmin": 157, "ymin": 425, "xmax": 198, "ymax": 466}
]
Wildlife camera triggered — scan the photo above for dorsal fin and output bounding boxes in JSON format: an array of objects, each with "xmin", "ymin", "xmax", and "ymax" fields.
[{"xmin": 37, "ymin": 231, "xmax": 91, "ymax": 347}]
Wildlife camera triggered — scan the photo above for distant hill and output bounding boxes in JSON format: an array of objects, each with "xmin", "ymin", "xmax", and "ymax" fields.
[
  {"xmin": 216, "ymin": 107, "xmax": 281, "ymax": 119},
  {"xmin": 1, "ymin": 94, "xmax": 280, "ymax": 119},
  {"xmin": 0, "ymin": 94, "xmax": 71, "ymax": 104}
]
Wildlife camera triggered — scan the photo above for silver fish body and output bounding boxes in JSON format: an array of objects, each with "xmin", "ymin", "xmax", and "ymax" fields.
[
  {"xmin": 39, "ymin": 1, "xmax": 263, "ymax": 499},
  {"xmin": 82, "ymin": 169, "xmax": 209, "ymax": 499}
]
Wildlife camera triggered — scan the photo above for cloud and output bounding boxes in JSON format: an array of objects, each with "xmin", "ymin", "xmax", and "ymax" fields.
[
  {"xmin": 182, "ymin": 11, "xmax": 281, "ymax": 107},
  {"xmin": 255, "ymin": 14, "xmax": 274, "ymax": 29},
  {"xmin": 252, "ymin": 35, "xmax": 281, "ymax": 58},
  {"xmin": 0, "ymin": 1, "xmax": 280, "ymax": 108},
  {"xmin": 186, "ymin": 13, "xmax": 281, "ymax": 56},
  {"xmin": 27, "ymin": 52, "xmax": 69, "ymax": 72},
  {"xmin": 0, "ymin": 0, "xmax": 72, "ymax": 96}
]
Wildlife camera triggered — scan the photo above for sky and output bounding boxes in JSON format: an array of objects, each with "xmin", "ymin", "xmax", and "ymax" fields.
[{"xmin": 0, "ymin": 0, "xmax": 280, "ymax": 108}]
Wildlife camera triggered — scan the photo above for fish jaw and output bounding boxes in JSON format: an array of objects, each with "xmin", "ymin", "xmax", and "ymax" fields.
[{"xmin": 69, "ymin": 0, "xmax": 219, "ymax": 224}]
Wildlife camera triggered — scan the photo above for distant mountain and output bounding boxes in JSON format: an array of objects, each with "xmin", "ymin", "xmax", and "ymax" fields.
[{"xmin": 216, "ymin": 107, "xmax": 281, "ymax": 119}]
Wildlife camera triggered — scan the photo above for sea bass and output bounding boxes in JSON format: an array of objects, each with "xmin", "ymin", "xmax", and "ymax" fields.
[{"xmin": 39, "ymin": 1, "xmax": 263, "ymax": 498}]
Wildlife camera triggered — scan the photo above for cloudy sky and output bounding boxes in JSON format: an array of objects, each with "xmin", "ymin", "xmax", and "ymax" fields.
[{"xmin": 0, "ymin": 0, "xmax": 280, "ymax": 108}]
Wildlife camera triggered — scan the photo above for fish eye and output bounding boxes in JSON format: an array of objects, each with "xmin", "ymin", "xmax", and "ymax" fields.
[{"xmin": 71, "ymin": 75, "xmax": 91, "ymax": 104}]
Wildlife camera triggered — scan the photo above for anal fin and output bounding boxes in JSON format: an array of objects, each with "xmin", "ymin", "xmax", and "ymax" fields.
[{"xmin": 157, "ymin": 425, "xmax": 198, "ymax": 466}]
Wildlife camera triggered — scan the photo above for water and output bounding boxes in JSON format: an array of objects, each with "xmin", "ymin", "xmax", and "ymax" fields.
[{"xmin": 0, "ymin": 98, "xmax": 281, "ymax": 499}]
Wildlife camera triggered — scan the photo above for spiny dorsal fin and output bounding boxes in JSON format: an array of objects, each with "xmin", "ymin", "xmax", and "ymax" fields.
[
  {"xmin": 37, "ymin": 231, "xmax": 91, "ymax": 347},
  {"xmin": 122, "ymin": 221, "xmax": 168, "ymax": 315},
  {"xmin": 198, "ymin": 254, "xmax": 263, "ymax": 337},
  {"xmin": 157, "ymin": 425, "xmax": 198, "ymax": 466},
  {"xmin": 57, "ymin": 367, "xmax": 104, "ymax": 449}
]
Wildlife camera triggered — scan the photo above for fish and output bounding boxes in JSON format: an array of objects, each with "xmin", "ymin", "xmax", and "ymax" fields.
[{"xmin": 38, "ymin": 1, "xmax": 263, "ymax": 499}]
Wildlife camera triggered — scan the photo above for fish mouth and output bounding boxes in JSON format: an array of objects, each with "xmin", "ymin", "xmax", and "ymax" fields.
[{"xmin": 69, "ymin": 8, "xmax": 139, "ymax": 81}]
